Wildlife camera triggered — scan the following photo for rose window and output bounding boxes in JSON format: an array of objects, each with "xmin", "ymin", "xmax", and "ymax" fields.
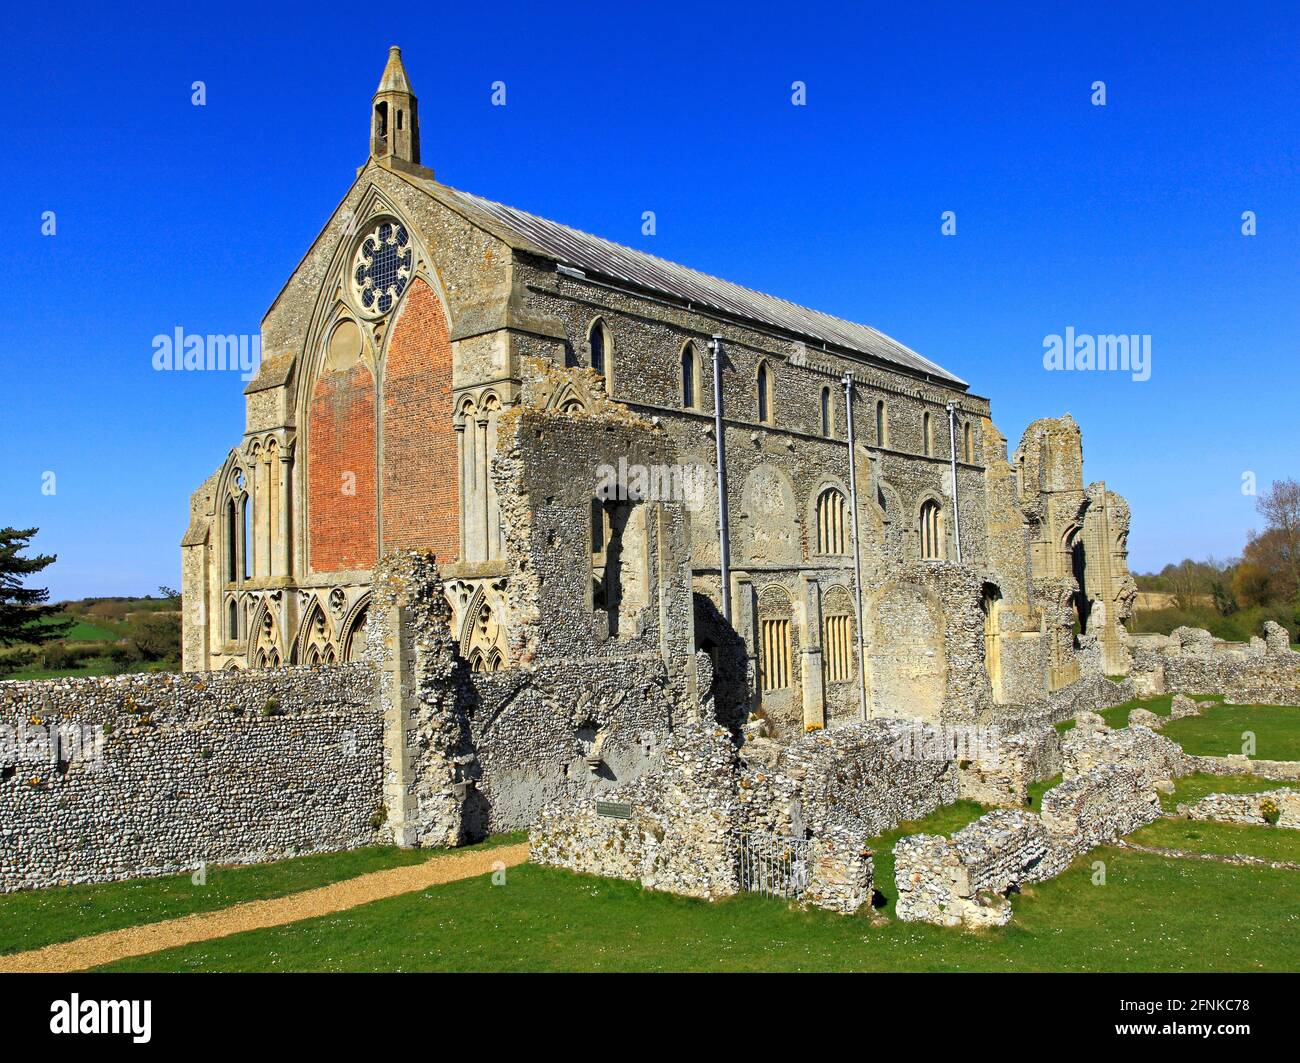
[{"xmin": 352, "ymin": 220, "xmax": 413, "ymax": 317}]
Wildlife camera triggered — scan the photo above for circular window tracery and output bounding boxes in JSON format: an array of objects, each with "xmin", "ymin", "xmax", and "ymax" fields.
[{"xmin": 351, "ymin": 219, "xmax": 413, "ymax": 317}]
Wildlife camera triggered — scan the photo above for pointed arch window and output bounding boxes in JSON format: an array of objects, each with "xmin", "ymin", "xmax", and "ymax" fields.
[
  {"xmin": 587, "ymin": 318, "xmax": 612, "ymax": 389},
  {"xmin": 820, "ymin": 386, "xmax": 833, "ymax": 437},
  {"xmin": 225, "ymin": 499, "xmax": 238, "ymax": 583},
  {"xmin": 681, "ymin": 343, "xmax": 698, "ymax": 409},
  {"xmin": 963, "ymin": 422, "xmax": 974, "ymax": 462},
  {"xmin": 756, "ymin": 361, "xmax": 773, "ymax": 424},
  {"xmin": 242, "ymin": 494, "xmax": 252, "ymax": 579},
  {"xmin": 227, "ymin": 598, "xmax": 239, "ymax": 641},
  {"xmin": 823, "ymin": 610, "xmax": 854, "ymax": 682}
]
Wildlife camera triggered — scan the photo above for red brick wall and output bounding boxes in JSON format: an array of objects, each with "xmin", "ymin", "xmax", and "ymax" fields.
[
  {"xmin": 308, "ymin": 362, "xmax": 378, "ymax": 572},
  {"xmin": 381, "ymin": 277, "xmax": 459, "ymax": 562}
]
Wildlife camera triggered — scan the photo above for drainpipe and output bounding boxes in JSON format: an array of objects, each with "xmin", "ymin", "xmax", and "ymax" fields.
[
  {"xmin": 843, "ymin": 372, "xmax": 868, "ymax": 720},
  {"xmin": 710, "ymin": 335, "xmax": 732, "ymax": 622},
  {"xmin": 946, "ymin": 400, "xmax": 963, "ymax": 563}
]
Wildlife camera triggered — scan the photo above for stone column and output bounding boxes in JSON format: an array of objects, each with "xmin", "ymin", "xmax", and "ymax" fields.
[
  {"xmin": 799, "ymin": 576, "xmax": 825, "ymax": 730},
  {"xmin": 368, "ymin": 551, "xmax": 473, "ymax": 849},
  {"xmin": 276, "ymin": 448, "xmax": 292, "ymax": 579}
]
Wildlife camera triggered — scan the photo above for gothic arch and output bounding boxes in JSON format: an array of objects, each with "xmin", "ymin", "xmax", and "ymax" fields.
[
  {"xmin": 246, "ymin": 597, "xmax": 284, "ymax": 669},
  {"xmin": 806, "ymin": 477, "xmax": 852, "ymax": 558},
  {"xmin": 756, "ymin": 584, "xmax": 795, "ymax": 698},
  {"xmin": 296, "ymin": 598, "xmax": 338, "ymax": 665},
  {"xmin": 340, "ymin": 592, "xmax": 372, "ymax": 662},
  {"xmin": 917, "ymin": 491, "xmax": 947, "ymax": 561},
  {"xmin": 680, "ymin": 340, "xmax": 701, "ymax": 410},
  {"xmin": 458, "ymin": 584, "xmax": 508, "ymax": 672},
  {"xmin": 584, "ymin": 316, "xmax": 614, "ymax": 391},
  {"xmin": 821, "ymin": 583, "xmax": 857, "ymax": 684}
]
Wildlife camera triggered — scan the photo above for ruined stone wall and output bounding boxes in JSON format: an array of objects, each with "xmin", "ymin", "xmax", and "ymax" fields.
[
  {"xmin": 999, "ymin": 673, "xmax": 1136, "ymax": 732},
  {"xmin": 367, "ymin": 547, "xmax": 696, "ymax": 843},
  {"xmin": 1180, "ymin": 788, "xmax": 1300, "ymax": 829},
  {"xmin": 529, "ymin": 722, "xmax": 874, "ymax": 913},
  {"xmin": 742, "ymin": 719, "xmax": 960, "ymax": 839},
  {"xmin": 529, "ymin": 723, "xmax": 745, "ymax": 901},
  {"xmin": 1061, "ymin": 722, "xmax": 1187, "ymax": 787},
  {"xmin": 464, "ymin": 659, "xmax": 683, "ymax": 833},
  {"xmin": 1130, "ymin": 623, "xmax": 1300, "ymax": 704},
  {"xmin": 0, "ymin": 666, "xmax": 383, "ymax": 893},
  {"xmin": 956, "ymin": 725, "xmax": 1063, "ymax": 806},
  {"xmin": 895, "ymin": 722, "xmax": 1180, "ymax": 928}
]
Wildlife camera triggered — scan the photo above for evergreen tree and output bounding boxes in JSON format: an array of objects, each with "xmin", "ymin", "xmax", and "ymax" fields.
[{"xmin": 0, "ymin": 527, "xmax": 72, "ymax": 646}]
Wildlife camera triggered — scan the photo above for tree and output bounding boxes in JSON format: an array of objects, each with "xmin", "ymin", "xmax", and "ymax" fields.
[
  {"xmin": 130, "ymin": 612, "xmax": 180, "ymax": 663},
  {"xmin": 0, "ymin": 527, "xmax": 72, "ymax": 647},
  {"xmin": 1256, "ymin": 478, "xmax": 1300, "ymax": 601}
]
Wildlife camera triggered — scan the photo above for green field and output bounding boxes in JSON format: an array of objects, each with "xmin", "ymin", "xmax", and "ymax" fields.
[
  {"xmin": 94, "ymin": 846, "xmax": 1298, "ymax": 973},
  {"xmin": 1160, "ymin": 702, "xmax": 1300, "ymax": 761},
  {"xmin": 1160, "ymin": 772, "xmax": 1298, "ymax": 812},
  {"xmin": 1, "ymin": 597, "xmax": 181, "ymax": 680},
  {"xmin": 0, "ymin": 846, "xmax": 433, "ymax": 956},
  {"xmin": 1056, "ymin": 692, "xmax": 1225, "ymax": 733},
  {"xmin": 1128, "ymin": 818, "xmax": 1300, "ymax": 863}
]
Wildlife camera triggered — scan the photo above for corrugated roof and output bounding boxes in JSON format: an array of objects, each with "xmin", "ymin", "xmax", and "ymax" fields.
[{"xmin": 419, "ymin": 178, "xmax": 966, "ymax": 387}]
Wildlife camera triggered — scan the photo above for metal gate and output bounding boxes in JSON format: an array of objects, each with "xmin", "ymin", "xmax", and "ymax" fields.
[{"xmin": 736, "ymin": 831, "xmax": 810, "ymax": 899}]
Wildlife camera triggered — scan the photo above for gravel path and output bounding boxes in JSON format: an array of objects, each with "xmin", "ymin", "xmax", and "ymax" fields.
[{"xmin": 0, "ymin": 842, "xmax": 529, "ymax": 974}]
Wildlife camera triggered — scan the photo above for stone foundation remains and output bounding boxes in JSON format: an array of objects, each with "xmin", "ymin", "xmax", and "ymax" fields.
[{"xmin": 894, "ymin": 721, "xmax": 1186, "ymax": 927}]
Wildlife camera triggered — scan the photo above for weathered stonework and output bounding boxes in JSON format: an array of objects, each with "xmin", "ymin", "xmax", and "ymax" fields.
[
  {"xmin": 1129, "ymin": 623, "xmax": 1300, "ymax": 704},
  {"xmin": 895, "ymin": 722, "xmax": 1183, "ymax": 928},
  {"xmin": 0, "ymin": 667, "xmax": 382, "ymax": 893},
  {"xmin": 1179, "ymin": 788, "xmax": 1300, "ymax": 829},
  {"xmin": 180, "ymin": 48, "xmax": 1136, "ymax": 755}
]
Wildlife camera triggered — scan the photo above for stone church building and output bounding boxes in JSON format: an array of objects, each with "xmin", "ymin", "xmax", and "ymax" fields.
[{"xmin": 181, "ymin": 47, "xmax": 1137, "ymax": 735}]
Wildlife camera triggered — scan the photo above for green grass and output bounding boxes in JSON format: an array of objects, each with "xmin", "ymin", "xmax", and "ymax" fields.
[
  {"xmin": 96, "ymin": 847, "xmax": 1300, "ymax": 973},
  {"xmin": 863, "ymin": 801, "xmax": 991, "ymax": 916},
  {"xmin": 1128, "ymin": 818, "xmax": 1300, "ymax": 864},
  {"xmin": 57, "ymin": 619, "xmax": 122, "ymax": 642},
  {"xmin": 1160, "ymin": 702, "xmax": 1300, "ymax": 761},
  {"xmin": 1055, "ymin": 693, "xmax": 1226, "ymax": 734},
  {"xmin": 1159, "ymin": 772, "xmax": 1299, "ymax": 813},
  {"xmin": 1026, "ymin": 775, "xmax": 1061, "ymax": 810},
  {"xmin": 0, "ymin": 835, "xmax": 523, "ymax": 957}
]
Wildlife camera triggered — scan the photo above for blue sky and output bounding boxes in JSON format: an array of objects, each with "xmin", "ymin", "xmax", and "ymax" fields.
[{"xmin": 2, "ymin": 1, "xmax": 1297, "ymax": 600}]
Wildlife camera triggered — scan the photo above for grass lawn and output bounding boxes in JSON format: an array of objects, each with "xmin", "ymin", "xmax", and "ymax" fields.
[
  {"xmin": 1159, "ymin": 772, "xmax": 1298, "ymax": 813},
  {"xmin": 0, "ymin": 835, "xmax": 523, "ymax": 957},
  {"xmin": 1127, "ymin": 818, "xmax": 1300, "ymax": 863},
  {"xmin": 1055, "ymin": 693, "xmax": 1225, "ymax": 733},
  {"xmin": 1026, "ymin": 775, "xmax": 1061, "ymax": 810},
  {"xmin": 95, "ymin": 846, "xmax": 1300, "ymax": 973},
  {"xmin": 863, "ymin": 801, "xmax": 991, "ymax": 915},
  {"xmin": 1160, "ymin": 702, "xmax": 1300, "ymax": 761}
]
